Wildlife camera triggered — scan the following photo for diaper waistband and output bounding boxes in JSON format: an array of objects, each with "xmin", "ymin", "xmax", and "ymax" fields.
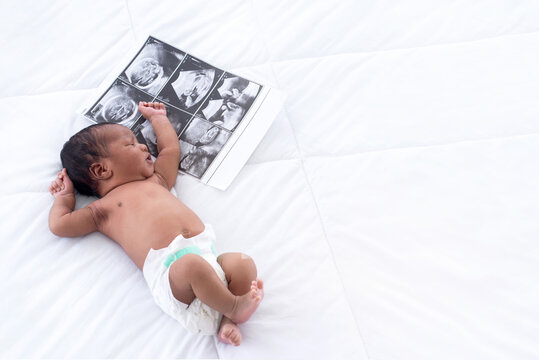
[
  {"xmin": 144, "ymin": 224, "xmax": 218, "ymax": 272},
  {"xmin": 163, "ymin": 246, "xmax": 202, "ymax": 268}
]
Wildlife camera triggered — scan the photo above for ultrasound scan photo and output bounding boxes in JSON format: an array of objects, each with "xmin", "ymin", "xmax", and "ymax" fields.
[
  {"xmin": 197, "ymin": 73, "xmax": 261, "ymax": 131},
  {"xmin": 179, "ymin": 117, "xmax": 231, "ymax": 178},
  {"xmin": 156, "ymin": 55, "xmax": 224, "ymax": 113},
  {"xmin": 82, "ymin": 36, "xmax": 268, "ymax": 185},
  {"xmin": 85, "ymin": 79, "xmax": 153, "ymax": 129},
  {"xmin": 119, "ymin": 37, "xmax": 185, "ymax": 96}
]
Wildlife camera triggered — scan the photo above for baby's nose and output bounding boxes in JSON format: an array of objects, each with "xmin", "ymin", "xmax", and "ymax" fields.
[{"xmin": 139, "ymin": 143, "xmax": 148, "ymax": 152}]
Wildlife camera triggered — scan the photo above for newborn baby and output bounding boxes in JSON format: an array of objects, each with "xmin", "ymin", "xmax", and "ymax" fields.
[{"xmin": 49, "ymin": 102, "xmax": 263, "ymax": 346}]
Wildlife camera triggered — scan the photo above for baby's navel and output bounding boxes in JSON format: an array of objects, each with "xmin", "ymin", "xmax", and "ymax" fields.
[{"xmin": 117, "ymin": 202, "xmax": 122, "ymax": 207}]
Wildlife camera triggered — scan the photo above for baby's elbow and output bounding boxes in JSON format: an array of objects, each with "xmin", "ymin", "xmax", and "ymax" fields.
[
  {"xmin": 169, "ymin": 177, "xmax": 178, "ymax": 190},
  {"xmin": 49, "ymin": 218, "xmax": 71, "ymax": 238},
  {"xmin": 49, "ymin": 221, "xmax": 64, "ymax": 237},
  {"xmin": 165, "ymin": 174, "xmax": 178, "ymax": 191}
]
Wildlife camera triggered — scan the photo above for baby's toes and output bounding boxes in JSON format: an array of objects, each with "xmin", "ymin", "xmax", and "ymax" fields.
[
  {"xmin": 250, "ymin": 288, "xmax": 261, "ymax": 302},
  {"xmin": 231, "ymin": 332, "xmax": 241, "ymax": 346}
]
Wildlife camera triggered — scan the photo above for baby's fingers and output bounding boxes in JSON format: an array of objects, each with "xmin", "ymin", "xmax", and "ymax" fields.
[
  {"xmin": 49, "ymin": 169, "xmax": 72, "ymax": 196},
  {"xmin": 49, "ymin": 181, "xmax": 62, "ymax": 195},
  {"xmin": 61, "ymin": 169, "xmax": 74, "ymax": 188},
  {"xmin": 53, "ymin": 178, "xmax": 65, "ymax": 191}
]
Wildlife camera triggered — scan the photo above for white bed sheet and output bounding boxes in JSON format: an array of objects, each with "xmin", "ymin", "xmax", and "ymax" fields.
[{"xmin": 1, "ymin": 1, "xmax": 539, "ymax": 359}]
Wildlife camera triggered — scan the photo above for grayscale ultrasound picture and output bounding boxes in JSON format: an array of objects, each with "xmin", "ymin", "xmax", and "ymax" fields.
[
  {"xmin": 156, "ymin": 55, "xmax": 224, "ymax": 114},
  {"xmin": 84, "ymin": 36, "xmax": 266, "ymax": 182},
  {"xmin": 135, "ymin": 104, "xmax": 193, "ymax": 157},
  {"xmin": 197, "ymin": 72, "xmax": 261, "ymax": 131},
  {"xmin": 119, "ymin": 37, "xmax": 185, "ymax": 96},
  {"xmin": 179, "ymin": 117, "xmax": 232, "ymax": 178},
  {"xmin": 85, "ymin": 79, "xmax": 153, "ymax": 129}
]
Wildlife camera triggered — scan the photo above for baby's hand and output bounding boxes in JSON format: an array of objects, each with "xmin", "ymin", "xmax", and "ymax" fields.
[
  {"xmin": 49, "ymin": 169, "xmax": 74, "ymax": 198},
  {"xmin": 138, "ymin": 101, "xmax": 167, "ymax": 121}
]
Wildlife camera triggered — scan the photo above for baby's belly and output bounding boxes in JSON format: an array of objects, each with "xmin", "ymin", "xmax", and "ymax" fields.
[{"xmin": 105, "ymin": 204, "xmax": 205, "ymax": 269}]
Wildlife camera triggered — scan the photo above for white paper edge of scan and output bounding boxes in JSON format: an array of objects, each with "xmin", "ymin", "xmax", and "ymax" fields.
[{"xmin": 203, "ymin": 87, "xmax": 284, "ymax": 191}]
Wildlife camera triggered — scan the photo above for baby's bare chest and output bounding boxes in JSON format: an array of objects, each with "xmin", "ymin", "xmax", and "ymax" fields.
[
  {"xmin": 95, "ymin": 182, "xmax": 200, "ymax": 242},
  {"xmin": 90, "ymin": 182, "xmax": 204, "ymax": 268},
  {"xmin": 100, "ymin": 183, "xmax": 180, "ymax": 225}
]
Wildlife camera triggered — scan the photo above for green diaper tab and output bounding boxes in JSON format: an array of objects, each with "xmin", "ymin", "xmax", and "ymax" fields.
[{"xmin": 164, "ymin": 246, "xmax": 201, "ymax": 268}]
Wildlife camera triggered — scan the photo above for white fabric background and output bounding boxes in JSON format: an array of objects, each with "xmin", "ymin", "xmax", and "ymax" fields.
[{"xmin": 1, "ymin": 1, "xmax": 538, "ymax": 359}]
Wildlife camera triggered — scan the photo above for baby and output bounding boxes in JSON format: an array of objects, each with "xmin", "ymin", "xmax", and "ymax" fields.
[{"xmin": 48, "ymin": 101, "xmax": 263, "ymax": 346}]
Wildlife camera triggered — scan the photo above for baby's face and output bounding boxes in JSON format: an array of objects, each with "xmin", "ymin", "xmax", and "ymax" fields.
[{"xmin": 101, "ymin": 125, "xmax": 154, "ymax": 181}]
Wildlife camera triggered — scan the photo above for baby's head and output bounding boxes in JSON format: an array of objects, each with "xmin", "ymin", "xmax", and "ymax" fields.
[
  {"xmin": 60, "ymin": 123, "xmax": 153, "ymax": 198},
  {"xmin": 61, "ymin": 123, "xmax": 110, "ymax": 197}
]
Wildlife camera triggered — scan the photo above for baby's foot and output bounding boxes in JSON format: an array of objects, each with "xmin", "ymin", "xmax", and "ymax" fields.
[
  {"xmin": 138, "ymin": 101, "xmax": 167, "ymax": 120},
  {"xmin": 227, "ymin": 279, "xmax": 264, "ymax": 324},
  {"xmin": 217, "ymin": 317, "xmax": 242, "ymax": 346}
]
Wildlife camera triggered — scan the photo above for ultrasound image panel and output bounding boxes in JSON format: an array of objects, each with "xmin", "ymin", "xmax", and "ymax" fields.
[
  {"xmin": 179, "ymin": 117, "xmax": 231, "ymax": 178},
  {"xmin": 119, "ymin": 37, "xmax": 185, "ymax": 96},
  {"xmin": 85, "ymin": 79, "xmax": 153, "ymax": 130},
  {"xmin": 197, "ymin": 72, "xmax": 261, "ymax": 131},
  {"xmin": 156, "ymin": 55, "xmax": 224, "ymax": 114}
]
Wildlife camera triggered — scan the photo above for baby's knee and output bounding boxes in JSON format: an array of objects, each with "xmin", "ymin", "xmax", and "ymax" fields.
[
  {"xmin": 239, "ymin": 253, "xmax": 252, "ymax": 262},
  {"xmin": 218, "ymin": 252, "xmax": 256, "ymax": 273},
  {"xmin": 218, "ymin": 252, "xmax": 250, "ymax": 264},
  {"xmin": 170, "ymin": 253, "xmax": 207, "ymax": 277},
  {"xmin": 236, "ymin": 253, "xmax": 257, "ymax": 275}
]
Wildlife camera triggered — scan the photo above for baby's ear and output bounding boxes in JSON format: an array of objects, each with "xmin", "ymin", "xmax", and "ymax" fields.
[{"xmin": 89, "ymin": 162, "xmax": 112, "ymax": 180}]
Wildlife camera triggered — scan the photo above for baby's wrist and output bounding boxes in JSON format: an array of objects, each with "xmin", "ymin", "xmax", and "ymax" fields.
[
  {"xmin": 54, "ymin": 192, "xmax": 75, "ymax": 200},
  {"xmin": 149, "ymin": 114, "xmax": 168, "ymax": 123}
]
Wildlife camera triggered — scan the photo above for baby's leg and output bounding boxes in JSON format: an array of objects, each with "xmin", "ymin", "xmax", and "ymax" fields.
[
  {"xmin": 216, "ymin": 253, "xmax": 263, "ymax": 346},
  {"xmin": 168, "ymin": 254, "xmax": 262, "ymax": 326}
]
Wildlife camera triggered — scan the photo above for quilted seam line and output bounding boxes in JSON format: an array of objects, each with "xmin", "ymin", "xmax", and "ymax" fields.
[
  {"xmin": 282, "ymin": 105, "xmax": 371, "ymax": 360},
  {"xmin": 258, "ymin": 29, "xmax": 539, "ymax": 66},
  {"xmin": 243, "ymin": 130, "xmax": 539, "ymax": 166},
  {"xmin": 265, "ymin": 66, "xmax": 372, "ymax": 360},
  {"xmin": 247, "ymin": 1, "xmax": 370, "ymax": 357},
  {"xmin": 295, "ymin": 132, "xmax": 539, "ymax": 161},
  {"xmin": 123, "ymin": 0, "xmax": 137, "ymax": 42},
  {"xmin": 4, "ymin": 29, "xmax": 539, "ymax": 100}
]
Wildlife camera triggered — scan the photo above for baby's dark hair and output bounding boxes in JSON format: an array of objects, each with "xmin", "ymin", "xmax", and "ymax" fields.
[{"xmin": 60, "ymin": 123, "xmax": 111, "ymax": 197}]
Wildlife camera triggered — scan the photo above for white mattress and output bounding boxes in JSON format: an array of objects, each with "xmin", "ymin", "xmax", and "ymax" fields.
[{"xmin": 1, "ymin": 1, "xmax": 539, "ymax": 359}]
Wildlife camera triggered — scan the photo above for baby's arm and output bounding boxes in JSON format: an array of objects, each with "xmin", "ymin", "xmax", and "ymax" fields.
[
  {"xmin": 48, "ymin": 169, "xmax": 97, "ymax": 237},
  {"xmin": 139, "ymin": 102, "xmax": 181, "ymax": 189}
]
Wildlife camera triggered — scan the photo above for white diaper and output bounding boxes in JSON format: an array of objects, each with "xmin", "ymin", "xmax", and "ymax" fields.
[{"xmin": 142, "ymin": 224, "xmax": 227, "ymax": 335}]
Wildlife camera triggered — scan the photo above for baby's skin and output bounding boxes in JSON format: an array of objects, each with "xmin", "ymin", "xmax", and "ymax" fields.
[{"xmin": 49, "ymin": 102, "xmax": 263, "ymax": 346}]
